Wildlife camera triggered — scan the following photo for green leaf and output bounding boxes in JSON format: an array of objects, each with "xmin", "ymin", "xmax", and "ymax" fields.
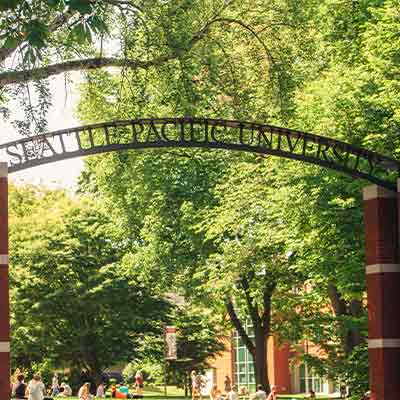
[
  {"xmin": 22, "ymin": 47, "xmax": 36, "ymax": 64},
  {"xmin": 47, "ymin": 0, "xmax": 61, "ymax": 7},
  {"xmin": 68, "ymin": 0, "xmax": 93, "ymax": 14},
  {"xmin": 3, "ymin": 35, "xmax": 19, "ymax": 49},
  {"xmin": 70, "ymin": 22, "xmax": 92, "ymax": 43},
  {"xmin": 87, "ymin": 15, "xmax": 108, "ymax": 35},
  {"xmin": 0, "ymin": 0, "xmax": 18, "ymax": 11}
]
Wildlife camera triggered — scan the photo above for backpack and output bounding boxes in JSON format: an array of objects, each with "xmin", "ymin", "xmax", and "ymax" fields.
[{"xmin": 15, "ymin": 382, "xmax": 26, "ymax": 398}]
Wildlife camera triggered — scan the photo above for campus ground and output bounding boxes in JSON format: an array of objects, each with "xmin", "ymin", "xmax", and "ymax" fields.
[{"xmin": 49, "ymin": 385, "xmax": 342, "ymax": 399}]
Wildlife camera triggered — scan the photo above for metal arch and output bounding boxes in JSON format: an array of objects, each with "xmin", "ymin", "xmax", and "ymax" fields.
[{"xmin": 1, "ymin": 117, "xmax": 399, "ymax": 190}]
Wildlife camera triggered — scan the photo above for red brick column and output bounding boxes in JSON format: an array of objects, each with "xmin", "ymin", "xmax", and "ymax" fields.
[
  {"xmin": 0, "ymin": 162, "xmax": 10, "ymax": 399},
  {"xmin": 363, "ymin": 185, "xmax": 400, "ymax": 400}
]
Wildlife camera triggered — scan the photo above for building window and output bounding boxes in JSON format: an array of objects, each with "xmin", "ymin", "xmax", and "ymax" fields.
[
  {"xmin": 299, "ymin": 363, "xmax": 324, "ymax": 393},
  {"xmin": 233, "ymin": 321, "xmax": 256, "ymax": 392}
]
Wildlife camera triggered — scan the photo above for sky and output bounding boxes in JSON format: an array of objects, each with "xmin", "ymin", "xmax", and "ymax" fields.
[{"xmin": 0, "ymin": 72, "xmax": 84, "ymax": 189}]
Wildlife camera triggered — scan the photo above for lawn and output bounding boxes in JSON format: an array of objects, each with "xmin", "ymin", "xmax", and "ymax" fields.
[
  {"xmin": 48, "ymin": 386, "xmax": 339, "ymax": 400},
  {"xmin": 50, "ymin": 397, "xmax": 337, "ymax": 400},
  {"xmin": 122, "ymin": 386, "xmax": 339, "ymax": 399}
]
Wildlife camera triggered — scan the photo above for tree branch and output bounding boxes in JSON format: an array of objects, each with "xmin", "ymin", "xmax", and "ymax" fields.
[
  {"xmin": 262, "ymin": 289, "xmax": 273, "ymax": 334},
  {"xmin": 225, "ymin": 299, "xmax": 255, "ymax": 356},
  {"xmin": 0, "ymin": 55, "xmax": 175, "ymax": 87},
  {"xmin": 240, "ymin": 276, "xmax": 261, "ymax": 327},
  {"xmin": 327, "ymin": 284, "xmax": 347, "ymax": 317},
  {"xmin": 0, "ymin": 9, "xmax": 218, "ymax": 87},
  {"xmin": 327, "ymin": 284, "xmax": 365, "ymax": 354},
  {"xmin": 194, "ymin": 17, "xmax": 275, "ymax": 66},
  {"xmin": 0, "ymin": 13, "xmax": 271, "ymax": 90}
]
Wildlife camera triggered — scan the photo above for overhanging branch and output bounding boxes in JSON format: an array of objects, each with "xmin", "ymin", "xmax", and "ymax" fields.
[
  {"xmin": 0, "ymin": 14, "xmax": 273, "ymax": 88},
  {"xmin": 226, "ymin": 299, "xmax": 255, "ymax": 356},
  {"xmin": 0, "ymin": 55, "xmax": 175, "ymax": 87}
]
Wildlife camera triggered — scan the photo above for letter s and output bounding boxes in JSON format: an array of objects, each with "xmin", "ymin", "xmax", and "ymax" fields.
[{"xmin": 6, "ymin": 144, "xmax": 23, "ymax": 166}]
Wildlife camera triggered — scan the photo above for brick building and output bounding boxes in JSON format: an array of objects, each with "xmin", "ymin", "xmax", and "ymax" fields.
[{"xmin": 208, "ymin": 328, "xmax": 339, "ymax": 396}]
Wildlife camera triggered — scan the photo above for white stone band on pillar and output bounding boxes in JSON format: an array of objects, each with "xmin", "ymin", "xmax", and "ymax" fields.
[
  {"xmin": 0, "ymin": 162, "xmax": 7, "ymax": 178},
  {"xmin": 0, "ymin": 342, "xmax": 10, "ymax": 352},
  {"xmin": 0, "ymin": 255, "xmax": 8, "ymax": 265},
  {"xmin": 366, "ymin": 264, "xmax": 400, "ymax": 274},
  {"xmin": 363, "ymin": 185, "xmax": 396, "ymax": 201},
  {"xmin": 368, "ymin": 338, "xmax": 400, "ymax": 349}
]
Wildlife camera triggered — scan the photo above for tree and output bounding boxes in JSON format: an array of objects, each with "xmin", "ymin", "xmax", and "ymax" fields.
[
  {"xmin": 73, "ymin": 1, "xmax": 400, "ymax": 395},
  {"xmin": 0, "ymin": 0, "xmax": 207, "ymax": 84},
  {"xmin": 275, "ymin": 2, "xmax": 400, "ymax": 393},
  {"xmin": 170, "ymin": 304, "xmax": 226, "ymax": 396},
  {"xmin": 9, "ymin": 184, "xmax": 169, "ymax": 384},
  {"xmin": 191, "ymin": 160, "xmax": 301, "ymax": 392},
  {"xmin": 1, "ymin": 0, "xmax": 313, "ymax": 135}
]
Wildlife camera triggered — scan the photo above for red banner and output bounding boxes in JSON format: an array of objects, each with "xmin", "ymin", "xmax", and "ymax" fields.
[{"xmin": 165, "ymin": 326, "xmax": 177, "ymax": 360}]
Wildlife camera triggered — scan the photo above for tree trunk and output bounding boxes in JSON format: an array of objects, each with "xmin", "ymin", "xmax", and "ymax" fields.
[
  {"xmin": 327, "ymin": 284, "xmax": 365, "ymax": 355},
  {"xmin": 226, "ymin": 300, "xmax": 256, "ymax": 355},
  {"xmin": 226, "ymin": 281, "xmax": 273, "ymax": 395},
  {"xmin": 347, "ymin": 299, "xmax": 364, "ymax": 351},
  {"xmin": 254, "ymin": 325, "xmax": 269, "ymax": 392},
  {"xmin": 86, "ymin": 355, "xmax": 103, "ymax": 387}
]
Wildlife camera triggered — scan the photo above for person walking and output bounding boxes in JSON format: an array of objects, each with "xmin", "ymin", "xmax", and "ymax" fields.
[
  {"xmin": 224, "ymin": 376, "xmax": 231, "ymax": 393},
  {"xmin": 51, "ymin": 373, "xmax": 60, "ymax": 396},
  {"xmin": 26, "ymin": 374, "xmax": 46, "ymax": 400},
  {"xmin": 227, "ymin": 385, "xmax": 238, "ymax": 400},
  {"xmin": 11, "ymin": 373, "xmax": 26, "ymax": 399},
  {"xmin": 191, "ymin": 371, "xmax": 203, "ymax": 400},
  {"xmin": 253, "ymin": 385, "xmax": 266, "ymax": 400},
  {"xmin": 266, "ymin": 385, "xmax": 277, "ymax": 400},
  {"xmin": 135, "ymin": 371, "xmax": 144, "ymax": 395},
  {"xmin": 210, "ymin": 384, "xmax": 221, "ymax": 400}
]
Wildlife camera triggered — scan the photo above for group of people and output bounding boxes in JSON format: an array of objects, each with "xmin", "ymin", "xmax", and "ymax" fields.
[
  {"xmin": 50, "ymin": 374, "xmax": 72, "ymax": 397},
  {"xmin": 191, "ymin": 371, "xmax": 278, "ymax": 400},
  {"xmin": 51, "ymin": 373, "xmax": 106, "ymax": 399},
  {"xmin": 110, "ymin": 371, "xmax": 144, "ymax": 399},
  {"xmin": 11, "ymin": 373, "xmax": 46, "ymax": 400},
  {"xmin": 11, "ymin": 371, "xmax": 144, "ymax": 400},
  {"xmin": 249, "ymin": 385, "xmax": 277, "ymax": 400},
  {"xmin": 77, "ymin": 381, "xmax": 107, "ymax": 399},
  {"xmin": 10, "ymin": 372, "xmax": 105, "ymax": 400},
  {"xmin": 209, "ymin": 383, "xmax": 276, "ymax": 400}
]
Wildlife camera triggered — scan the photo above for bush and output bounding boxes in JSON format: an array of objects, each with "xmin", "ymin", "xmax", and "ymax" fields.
[
  {"xmin": 344, "ymin": 343, "xmax": 368, "ymax": 399},
  {"xmin": 123, "ymin": 360, "xmax": 164, "ymax": 385}
]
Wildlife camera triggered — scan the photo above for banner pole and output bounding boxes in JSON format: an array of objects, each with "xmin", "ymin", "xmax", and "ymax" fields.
[
  {"xmin": 164, "ymin": 325, "xmax": 177, "ymax": 398},
  {"xmin": 164, "ymin": 358, "xmax": 167, "ymax": 398}
]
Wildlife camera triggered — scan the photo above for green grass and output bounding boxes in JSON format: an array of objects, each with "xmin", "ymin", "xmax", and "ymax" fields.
[
  {"xmin": 277, "ymin": 396, "xmax": 339, "ymax": 399},
  {"xmin": 50, "ymin": 386, "xmax": 339, "ymax": 400},
  {"xmin": 56, "ymin": 395, "xmax": 339, "ymax": 400},
  {"xmin": 52, "ymin": 396, "xmax": 338, "ymax": 400}
]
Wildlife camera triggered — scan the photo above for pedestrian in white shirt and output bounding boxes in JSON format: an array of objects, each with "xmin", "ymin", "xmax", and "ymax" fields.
[
  {"xmin": 228, "ymin": 385, "xmax": 239, "ymax": 400},
  {"xmin": 59, "ymin": 382, "xmax": 72, "ymax": 397},
  {"xmin": 266, "ymin": 385, "xmax": 277, "ymax": 400},
  {"xmin": 52, "ymin": 373, "xmax": 60, "ymax": 396},
  {"xmin": 27, "ymin": 374, "xmax": 46, "ymax": 400},
  {"xmin": 253, "ymin": 385, "xmax": 267, "ymax": 400}
]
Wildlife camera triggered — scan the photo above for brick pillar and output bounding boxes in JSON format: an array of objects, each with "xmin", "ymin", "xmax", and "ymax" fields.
[
  {"xmin": 0, "ymin": 162, "xmax": 10, "ymax": 399},
  {"xmin": 363, "ymin": 185, "xmax": 400, "ymax": 400}
]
